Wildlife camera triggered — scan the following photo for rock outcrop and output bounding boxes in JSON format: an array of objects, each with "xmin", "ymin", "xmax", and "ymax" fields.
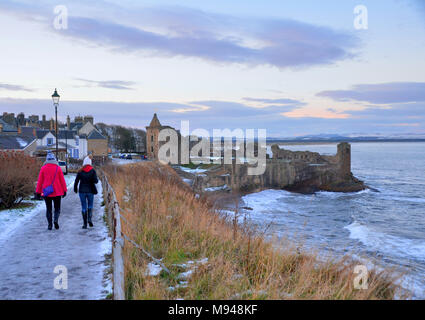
[{"xmin": 188, "ymin": 142, "xmax": 366, "ymax": 194}]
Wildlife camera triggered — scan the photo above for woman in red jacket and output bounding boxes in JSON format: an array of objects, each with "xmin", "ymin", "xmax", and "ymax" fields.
[{"xmin": 36, "ymin": 152, "xmax": 67, "ymax": 230}]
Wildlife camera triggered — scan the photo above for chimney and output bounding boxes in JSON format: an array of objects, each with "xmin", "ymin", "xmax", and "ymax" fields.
[
  {"xmin": 67, "ymin": 115, "xmax": 71, "ymax": 130},
  {"xmin": 83, "ymin": 115, "xmax": 94, "ymax": 125},
  {"xmin": 18, "ymin": 126, "xmax": 22, "ymax": 134},
  {"xmin": 33, "ymin": 127, "xmax": 37, "ymax": 137},
  {"xmin": 75, "ymin": 116, "xmax": 83, "ymax": 124},
  {"xmin": 50, "ymin": 118, "xmax": 54, "ymax": 131},
  {"xmin": 0, "ymin": 123, "xmax": 3, "ymax": 133},
  {"xmin": 41, "ymin": 114, "xmax": 47, "ymax": 129},
  {"xmin": 17, "ymin": 113, "xmax": 25, "ymax": 126}
]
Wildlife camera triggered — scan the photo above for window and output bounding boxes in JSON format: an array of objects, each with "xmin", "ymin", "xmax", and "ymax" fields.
[
  {"xmin": 74, "ymin": 149, "xmax": 79, "ymax": 159},
  {"xmin": 151, "ymin": 135, "xmax": 154, "ymax": 142},
  {"xmin": 151, "ymin": 146, "xmax": 154, "ymax": 153},
  {"xmin": 75, "ymin": 136, "xmax": 79, "ymax": 146},
  {"xmin": 47, "ymin": 138, "xmax": 53, "ymax": 146}
]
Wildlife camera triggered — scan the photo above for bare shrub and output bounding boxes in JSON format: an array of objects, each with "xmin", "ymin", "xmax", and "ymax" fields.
[{"xmin": 0, "ymin": 152, "xmax": 42, "ymax": 209}]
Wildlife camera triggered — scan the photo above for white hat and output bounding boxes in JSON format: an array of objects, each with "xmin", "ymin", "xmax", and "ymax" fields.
[{"xmin": 83, "ymin": 156, "xmax": 92, "ymax": 167}]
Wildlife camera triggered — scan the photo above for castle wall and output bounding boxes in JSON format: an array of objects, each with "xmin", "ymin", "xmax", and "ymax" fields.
[
  {"xmin": 192, "ymin": 142, "xmax": 365, "ymax": 194},
  {"xmin": 337, "ymin": 142, "xmax": 351, "ymax": 178}
]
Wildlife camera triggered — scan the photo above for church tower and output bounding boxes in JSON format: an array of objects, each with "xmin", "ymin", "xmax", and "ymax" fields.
[{"xmin": 146, "ymin": 113, "xmax": 163, "ymax": 160}]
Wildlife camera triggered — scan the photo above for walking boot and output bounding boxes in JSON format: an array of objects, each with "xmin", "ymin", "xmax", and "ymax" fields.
[
  {"xmin": 54, "ymin": 211, "xmax": 60, "ymax": 230},
  {"xmin": 88, "ymin": 208, "xmax": 94, "ymax": 227},
  {"xmin": 82, "ymin": 211, "xmax": 88, "ymax": 229},
  {"xmin": 46, "ymin": 210, "xmax": 53, "ymax": 230}
]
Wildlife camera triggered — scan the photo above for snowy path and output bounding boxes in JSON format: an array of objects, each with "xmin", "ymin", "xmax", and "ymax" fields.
[{"xmin": 0, "ymin": 175, "xmax": 112, "ymax": 300}]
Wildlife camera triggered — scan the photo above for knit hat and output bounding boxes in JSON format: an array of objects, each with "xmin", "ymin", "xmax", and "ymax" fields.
[
  {"xmin": 83, "ymin": 156, "xmax": 92, "ymax": 167},
  {"xmin": 46, "ymin": 152, "xmax": 56, "ymax": 161}
]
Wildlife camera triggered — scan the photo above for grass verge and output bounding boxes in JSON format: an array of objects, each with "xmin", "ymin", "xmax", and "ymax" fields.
[{"xmin": 103, "ymin": 162, "xmax": 404, "ymax": 300}]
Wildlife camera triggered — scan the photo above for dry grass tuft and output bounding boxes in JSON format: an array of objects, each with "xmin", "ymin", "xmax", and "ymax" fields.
[{"xmin": 103, "ymin": 162, "xmax": 404, "ymax": 300}]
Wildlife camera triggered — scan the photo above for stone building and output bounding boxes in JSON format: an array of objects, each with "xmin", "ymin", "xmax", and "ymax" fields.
[
  {"xmin": 63, "ymin": 114, "xmax": 108, "ymax": 157},
  {"xmin": 87, "ymin": 130, "xmax": 108, "ymax": 157},
  {"xmin": 146, "ymin": 113, "xmax": 181, "ymax": 161},
  {"xmin": 146, "ymin": 113, "xmax": 162, "ymax": 159}
]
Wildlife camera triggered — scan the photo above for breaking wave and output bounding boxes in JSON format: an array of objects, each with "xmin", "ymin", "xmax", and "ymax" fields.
[{"xmin": 344, "ymin": 221, "xmax": 425, "ymax": 261}]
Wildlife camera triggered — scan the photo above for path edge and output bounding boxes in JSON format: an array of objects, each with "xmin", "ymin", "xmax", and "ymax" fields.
[{"xmin": 100, "ymin": 170, "xmax": 125, "ymax": 300}]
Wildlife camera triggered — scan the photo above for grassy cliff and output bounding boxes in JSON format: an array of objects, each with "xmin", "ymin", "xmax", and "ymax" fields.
[{"xmin": 104, "ymin": 162, "xmax": 402, "ymax": 300}]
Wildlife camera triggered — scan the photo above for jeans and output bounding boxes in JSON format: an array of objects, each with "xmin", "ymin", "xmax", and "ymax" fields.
[
  {"xmin": 79, "ymin": 192, "xmax": 94, "ymax": 213},
  {"xmin": 44, "ymin": 196, "xmax": 61, "ymax": 224}
]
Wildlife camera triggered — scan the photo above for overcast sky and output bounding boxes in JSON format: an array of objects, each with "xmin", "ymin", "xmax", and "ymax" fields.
[{"xmin": 0, "ymin": 0, "xmax": 424, "ymax": 137}]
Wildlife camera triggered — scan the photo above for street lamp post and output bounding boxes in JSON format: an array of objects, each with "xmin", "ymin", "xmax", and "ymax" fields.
[
  {"xmin": 52, "ymin": 89, "xmax": 60, "ymax": 159},
  {"xmin": 65, "ymin": 131, "xmax": 68, "ymax": 174}
]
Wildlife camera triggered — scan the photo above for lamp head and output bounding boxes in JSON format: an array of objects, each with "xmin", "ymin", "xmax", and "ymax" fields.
[{"xmin": 52, "ymin": 88, "xmax": 60, "ymax": 104}]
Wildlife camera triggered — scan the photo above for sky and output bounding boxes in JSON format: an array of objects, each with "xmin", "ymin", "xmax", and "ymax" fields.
[{"xmin": 0, "ymin": 0, "xmax": 424, "ymax": 137}]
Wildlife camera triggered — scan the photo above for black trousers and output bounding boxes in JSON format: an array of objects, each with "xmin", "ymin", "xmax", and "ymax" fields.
[{"xmin": 44, "ymin": 196, "xmax": 61, "ymax": 224}]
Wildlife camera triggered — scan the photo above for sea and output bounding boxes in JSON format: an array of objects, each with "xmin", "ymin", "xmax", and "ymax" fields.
[{"xmin": 241, "ymin": 142, "xmax": 425, "ymax": 299}]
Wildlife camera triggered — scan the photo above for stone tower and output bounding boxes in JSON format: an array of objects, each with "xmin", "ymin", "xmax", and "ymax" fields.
[
  {"xmin": 337, "ymin": 142, "xmax": 351, "ymax": 178},
  {"xmin": 146, "ymin": 113, "xmax": 162, "ymax": 160}
]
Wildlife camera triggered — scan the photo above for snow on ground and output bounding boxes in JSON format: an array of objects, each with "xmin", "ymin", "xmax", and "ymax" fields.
[
  {"xmin": 0, "ymin": 175, "xmax": 112, "ymax": 300},
  {"xmin": 0, "ymin": 174, "xmax": 75, "ymax": 246},
  {"xmin": 111, "ymin": 158, "xmax": 143, "ymax": 165},
  {"xmin": 166, "ymin": 258, "xmax": 209, "ymax": 293},
  {"xmin": 144, "ymin": 257, "xmax": 209, "ymax": 292}
]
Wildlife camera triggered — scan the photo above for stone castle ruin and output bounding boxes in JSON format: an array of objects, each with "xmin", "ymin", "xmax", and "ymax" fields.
[
  {"xmin": 146, "ymin": 113, "xmax": 365, "ymax": 194},
  {"xmin": 189, "ymin": 142, "xmax": 364, "ymax": 194}
]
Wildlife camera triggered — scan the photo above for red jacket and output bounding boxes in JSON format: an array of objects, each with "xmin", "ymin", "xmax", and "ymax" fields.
[{"xmin": 36, "ymin": 163, "xmax": 68, "ymax": 197}]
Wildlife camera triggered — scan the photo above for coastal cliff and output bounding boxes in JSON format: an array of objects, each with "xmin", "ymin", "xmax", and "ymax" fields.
[{"xmin": 189, "ymin": 142, "xmax": 366, "ymax": 194}]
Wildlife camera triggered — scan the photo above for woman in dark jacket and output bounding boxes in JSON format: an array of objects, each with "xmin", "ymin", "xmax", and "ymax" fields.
[{"xmin": 74, "ymin": 156, "xmax": 98, "ymax": 229}]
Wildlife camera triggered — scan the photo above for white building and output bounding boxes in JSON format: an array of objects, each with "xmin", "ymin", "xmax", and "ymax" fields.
[{"xmin": 36, "ymin": 130, "xmax": 88, "ymax": 159}]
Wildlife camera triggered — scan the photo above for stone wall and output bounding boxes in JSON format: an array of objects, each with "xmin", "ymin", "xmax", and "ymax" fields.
[
  {"xmin": 88, "ymin": 139, "xmax": 108, "ymax": 157},
  {"xmin": 271, "ymin": 145, "xmax": 325, "ymax": 163}
]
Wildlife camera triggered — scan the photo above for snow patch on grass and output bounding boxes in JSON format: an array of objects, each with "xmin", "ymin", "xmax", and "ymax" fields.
[
  {"xmin": 204, "ymin": 185, "xmax": 228, "ymax": 192},
  {"xmin": 145, "ymin": 262, "xmax": 163, "ymax": 276},
  {"xmin": 178, "ymin": 166, "xmax": 208, "ymax": 174}
]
